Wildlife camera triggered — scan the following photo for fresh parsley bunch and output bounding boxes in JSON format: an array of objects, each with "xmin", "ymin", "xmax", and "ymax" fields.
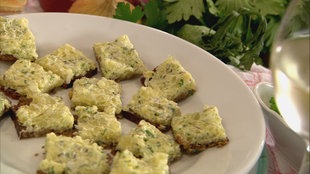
[{"xmin": 114, "ymin": 0, "xmax": 290, "ymax": 70}]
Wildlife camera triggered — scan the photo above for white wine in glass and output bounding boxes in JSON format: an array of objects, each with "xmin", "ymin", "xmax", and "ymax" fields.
[{"xmin": 270, "ymin": 0, "xmax": 309, "ymax": 173}]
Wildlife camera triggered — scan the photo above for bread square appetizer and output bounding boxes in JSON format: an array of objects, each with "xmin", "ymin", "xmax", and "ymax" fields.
[
  {"xmin": 38, "ymin": 133, "xmax": 110, "ymax": 174},
  {"xmin": 116, "ymin": 120, "xmax": 181, "ymax": 162},
  {"xmin": 69, "ymin": 77, "xmax": 122, "ymax": 115},
  {"xmin": 141, "ymin": 56, "xmax": 196, "ymax": 102},
  {"xmin": 11, "ymin": 93, "xmax": 74, "ymax": 139},
  {"xmin": 110, "ymin": 149, "xmax": 169, "ymax": 174},
  {"xmin": 74, "ymin": 106, "xmax": 122, "ymax": 147},
  {"xmin": 171, "ymin": 105, "xmax": 229, "ymax": 153},
  {"xmin": 0, "ymin": 59, "xmax": 64, "ymax": 99},
  {"xmin": 123, "ymin": 86, "xmax": 181, "ymax": 132},
  {"xmin": 36, "ymin": 44, "xmax": 97, "ymax": 88},
  {"xmin": 0, "ymin": 16, "xmax": 38, "ymax": 61},
  {"xmin": 93, "ymin": 35, "xmax": 147, "ymax": 81}
]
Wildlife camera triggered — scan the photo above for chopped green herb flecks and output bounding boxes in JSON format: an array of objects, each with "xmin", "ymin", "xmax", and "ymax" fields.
[
  {"xmin": 145, "ymin": 129, "xmax": 155, "ymax": 138},
  {"xmin": 269, "ymin": 97, "xmax": 281, "ymax": 115}
]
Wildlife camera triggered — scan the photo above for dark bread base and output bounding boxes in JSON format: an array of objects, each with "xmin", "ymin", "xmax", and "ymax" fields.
[
  {"xmin": 0, "ymin": 54, "xmax": 18, "ymax": 61},
  {"xmin": 11, "ymin": 97, "xmax": 74, "ymax": 139},
  {"xmin": 61, "ymin": 68, "xmax": 98, "ymax": 88},
  {"xmin": 173, "ymin": 133, "xmax": 229, "ymax": 154},
  {"xmin": 122, "ymin": 110, "xmax": 171, "ymax": 132},
  {"xmin": 10, "ymin": 112, "xmax": 74, "ymax": 139},
  {"xmin": 0, "ymin": 52, "xmax": 36, "ymax": 62},
  {"xmin": 0, "ymin": 86, "xmax": 25, "ymax": 100},
  {"xmin": 0, "ymin": 85, "xmax": 61, "ymax": 100}
]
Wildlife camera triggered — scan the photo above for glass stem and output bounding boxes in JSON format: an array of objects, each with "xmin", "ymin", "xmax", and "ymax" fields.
[{"xmin": 299, "ymin": 142, "xmax": 310, "ymax": 174}]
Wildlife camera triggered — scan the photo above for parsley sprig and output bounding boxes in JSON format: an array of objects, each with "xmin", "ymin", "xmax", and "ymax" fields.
[
  {"xmin": 113, "ymin": 2, "xmax": 144, "ymax": 22},
  {"xmin": 114, "ymin": 0, "xmax": 291, "ymax": 70}
]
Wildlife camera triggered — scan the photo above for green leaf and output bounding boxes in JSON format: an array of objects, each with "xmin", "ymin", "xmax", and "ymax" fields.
[
  {"xmin": 251, "ymin": 0, "xmax": 288, "ymax": 16},
  {"xmin": 143, "ymin": 0, "xmax": 168, "ymax": 29},
  {"xmin": 238, "ymin": 49, "xmax": 263, "ymax": 70},
  {"xmin": 215, "ymin": 0, "xmax": 253, "ymax": 17},
  {"xmin": 203, "ymin": 9, "xmax": 267, "ymax": 70},
  {"xmin": 164, "ymin": 0, "xmax": 205, "ymax": 23},
  {"xmin": 206, "ymin": 0, "xmax": 219, "ymax": 16},
  {"xmin": 114, "ymin": 2, "xmax": 144, "ymax": 23},
  {"xmin": 176, "ymin": 24, "xmax": 215, "ymax": 48},
  {"xmin": 269, "ymin": 97, "xmax": 281, "ymax": 115},
  {"xmin": 263, "ymin": 17, "xmax": 281, "ymax": 48},
  {"xmin": 290, "ymin": 0, "xmax": 310, "ymax": 34}
]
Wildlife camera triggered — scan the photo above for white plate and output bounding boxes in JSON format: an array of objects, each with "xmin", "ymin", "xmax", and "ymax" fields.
[{"xmin": 0, "ymin": 13, "xmax": 265, "ymax": 174}]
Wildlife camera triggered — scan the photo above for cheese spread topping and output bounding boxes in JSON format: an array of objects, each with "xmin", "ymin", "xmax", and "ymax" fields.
[
  {"xmin": 71, "ymin": 77, "xmax": 122, "ymax": 114},
  {"xmin": 0, "ymin": 59, "xmax": 64, "ymax": 96},
  {"xmin": 171, "ymin": 105, "xmax": 227, "ymax": 145},
  {"xmin": 39, "ymin": 133, "xmax": 109, "ymax": 174},
  {"xmin": 116, "ymin": 120, "xmax": 181, "ymax": 162},
  {"xmin": 93, "ymin": 35, "xmax": 147, "ymax": 80},
  {"xmin": 16, "ymin": 93, "xmax": 74, "ymax": 132},
  {"xmin": 75, "ymin": 106, "xmax": 121, "ymax": 146},
  {"xmin": 143, "ymin": 56, "xmax": 196, "ymax": 101},
  {"xmin": 0, "ymin": 17, "xmax": 38, "ymax": 60},
  {"xmin": 36, "ymin": 44, "xmax": 97, "ymax": 84},
  {"xmin": 124, "ymin": 87, "xmax": 181, "ymax": 128},
  {"xmin": 110, "ymin": 149, "xmax": 169, "ymax": 174}
]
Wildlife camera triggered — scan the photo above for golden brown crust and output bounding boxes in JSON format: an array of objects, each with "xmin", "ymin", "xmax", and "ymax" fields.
[
  {"xmin": 121, "ymin": 110, "xmax": 141, "ymax": 124},
  {"xmin": 140, "ymin": 76, "xmax": 146, "ymax": 86},
  {"xmin": 36, "ymin": 170, "xmax": 44, "ymax": 174},
  {"xmin": 0, "ymin": 85, "xmax": 24, "ymax": 100},
  {"xmin": 12, "ymin": 96, "xmax": 32, "ymax": 111},
  {"xmin": 0, "ymin": 54, "xmax": 17, "ymax": 61},
  {"xmin": 173, "ymin": 132, "xmax": 229, "ymax": 154},
  {"xmin": 122, "ymin": 110, "xmax": 171, "ymax": 132}
]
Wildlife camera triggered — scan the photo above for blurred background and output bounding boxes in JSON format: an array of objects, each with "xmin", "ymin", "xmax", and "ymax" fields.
[{"xmin": 0, "ymin": 0, "xmax": 291, "ymax": 70}]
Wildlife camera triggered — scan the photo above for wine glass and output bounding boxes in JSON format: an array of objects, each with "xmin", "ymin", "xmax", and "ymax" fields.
[{"xmin": 270, "ymin": 0, "xmax": 309, "ymax": 173}]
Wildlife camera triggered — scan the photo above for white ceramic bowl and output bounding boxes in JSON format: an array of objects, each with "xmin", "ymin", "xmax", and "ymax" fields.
[
  {"xmin": 254, "ymin": 82, "xmax": 287, "ymax": 125},
  {"xmin": 254, "ymin": 82, "xmax": 306, "ymax": 171}
]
